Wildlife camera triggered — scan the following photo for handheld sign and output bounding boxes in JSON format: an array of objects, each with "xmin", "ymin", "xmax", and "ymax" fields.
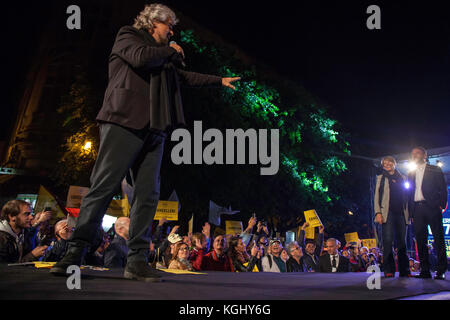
[
  {"xmin": 345, "ymin": 232, "xmax": 359, "ymax": 244},
  {"xmin": 304, "ymin": 210, "xmax": 323, "ymax": 228},
  {"xmin": 361, "ymin": 238, "xmax": 377, "ymax": 249},
  {"xmin": 154, "ymin": 201, "xmax": 179, "ymax": 221},
  {"xmin": 304, "ymin": 226, "xmax": 315, "ymax": 239},
  {"xmin": 225, "ymin": 220, "xmax": 243, "ymax": 235},
  {"xmin": 66, "ymin": 186, "xmax": 90, "ymax": 208}
]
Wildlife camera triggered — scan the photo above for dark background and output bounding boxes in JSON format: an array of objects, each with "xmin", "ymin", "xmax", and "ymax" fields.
[{"xmin": 4, "ymin": 0, "xmax": 450, "ymax": 158}]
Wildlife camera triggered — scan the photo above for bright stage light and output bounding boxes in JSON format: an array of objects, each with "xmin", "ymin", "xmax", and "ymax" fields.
[
  {"xmin": 437, "ymin": 160, "xmax": 444, "ymax": 168},
  {"xmin": 83, "ymin": 141, "xmax": 92, "ymax": 151},
  {"xmin": 406, "ymin": 161, "xmax": 417, "ymax": 172},
  {"xmin": 404, "ymin": 182, "xmax": 410, "ymax": 189},
  {"xmin": 348, "ymin": 211, "xmax": 354, "ymax": 216}
]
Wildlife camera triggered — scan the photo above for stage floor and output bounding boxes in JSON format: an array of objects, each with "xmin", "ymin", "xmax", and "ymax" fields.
[{"xmin": 0, "ymin": 265, "xmax": 449, "ymax": 300}]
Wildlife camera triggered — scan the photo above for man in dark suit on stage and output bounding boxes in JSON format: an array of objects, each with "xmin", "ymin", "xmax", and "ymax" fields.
[
  {"xmin": 50, "ymin": 3, "xmax": 240, "ymax": 281},
  {"xmin": 408, "ymin": 147, "xmax": 448, "ymax": 280},
  {"xmin": 319, "ymin": 238, "xmax": 351, "ymax": 273}
]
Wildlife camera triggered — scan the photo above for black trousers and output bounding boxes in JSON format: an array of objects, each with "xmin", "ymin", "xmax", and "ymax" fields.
[
  {"xmin": 69, "ymin": 123, "xmax": 165, "ymax": 263},
  {"xmin": 413, "ymin": 201, "xmax": 448, "ymax": 274},
  {"xmin": 381, "ymin": 210, "xmax": 409, "ymax": 275}
]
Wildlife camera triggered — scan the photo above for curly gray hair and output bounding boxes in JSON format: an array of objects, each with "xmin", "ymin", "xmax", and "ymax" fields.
[
  {"xmin": 133, "ymin": 3, "xmax": 179, "ymax": 31},
  {"xmin": 286, "ymin": 241, "xmax": 300, "ymax": 256}
]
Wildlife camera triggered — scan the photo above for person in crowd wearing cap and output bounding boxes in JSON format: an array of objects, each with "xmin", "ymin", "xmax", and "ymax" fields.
[
  {"xmin": 168, "ymin": 242, "xmax": 193, "ymax": 271},
  {"xmin": 374, "ymin": 155, "xmax": 411, "ymax": 278},
  {"xmin": 261, "ymin": 239, "xmax": 286, "ymax": 272},
  {"xmin": 199, "ymin": 235, "xmax": 234, "ymax": 271},
  {"xmin": 407, "ymin": 147, "xmax": 448, "ymax": 280},
  {"xmin": 103, "ymin": 217, "xmax": 130, "ymax": 268},
  {"xmin": 0, "ymin": 200, "xmax": 49, "ymax": 263},
  {"xmin": 286, "ymin": 241, "xmax": 305, "ymax": 272},
  {"xmin": 319, "ymin": 238, "xmax": 350, "ymax": 272},
  {"xmin": 42, "ymin": 219, "xmax": 74, "ymax": 262},
  {"xmin": 298, "ymin": 222, "xmax": 324, "ymax": 272}
]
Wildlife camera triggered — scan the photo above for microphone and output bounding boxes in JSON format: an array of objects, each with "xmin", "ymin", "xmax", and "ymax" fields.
[{"xmin": 169, "ymin": 41, "xmax": 186, "ymax": 68}]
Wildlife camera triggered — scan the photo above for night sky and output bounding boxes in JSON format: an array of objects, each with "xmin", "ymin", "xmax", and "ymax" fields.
[{"xmin": 3, "ymin": 0, "xmax": 450, "ymax": 158}]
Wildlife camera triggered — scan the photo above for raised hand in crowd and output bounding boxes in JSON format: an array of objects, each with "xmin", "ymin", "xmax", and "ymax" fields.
[
  {"xmin": 158, "ymin": 217, "xmax": 168, "ymax": 227},
  {"xmin": 170, "ymin": 225, "xmax": 180, "ymax": 235},
  {"xmin": 202, "ymin": 222, "xmax": 210, "ymax": 239},
  {"xmin": 32, "ymin": 210, "xmax": 52, "ymax": 228},
  {"xmin": 301, "ymin": 222, "xmax": 309, "ymax": 230},
  {"xmin": 318, "ymin": 225, "xmax": 324, "ymax": 234}
]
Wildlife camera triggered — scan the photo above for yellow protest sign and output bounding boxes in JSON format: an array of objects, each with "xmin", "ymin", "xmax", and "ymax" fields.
[
  {"xmin": 34, "ymin": 185, "xmax": 66, "ymax": 223},
  {"xmin": 154, "ymin": 201, "xmax": 179, "ymax": 221},
  {"xmin": 361, "ymin": 238, "xmax": 377, "ymax": 249},
  {"xmin": 345, "ymin": 232, "xmax": 359, "ymax": 244},
  {"xmin": 304, "ymin": 210, "xmax": 323, "ymax": 228},
  {"xmin": 106, "ymin": 195, "xmax": 130, "ymax": 217},
  {"xmin": 304, "ymin": 226, "xmax": 315, "ymax": 239},
  {"xmin": 225, "ymin": 220, "xmax": 243, "ymax": 235}
]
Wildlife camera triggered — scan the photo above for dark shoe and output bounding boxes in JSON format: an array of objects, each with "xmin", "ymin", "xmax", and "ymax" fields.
[
  {"xmin": 414, "ymin": 272, "xmax": 432, "ymax": 279},
  {"xmin": 124, "ymin": 260, "xmax": 162, "ymax": 282},
  {"xmin": 384, "ymin": 273, "xmax": 395, "ymax": 278},
  {"xmin": 434, "ymin": 272, "xmax": 446, "ymax": 280},
  {"xmin": 50, "ymin": 245, "xmax": 87, "ymax": 276}
]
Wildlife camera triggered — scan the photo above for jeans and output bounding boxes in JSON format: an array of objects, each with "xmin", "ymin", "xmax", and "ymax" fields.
[
  {"xmin": 382, "ymin": 210, "xmax": 409, "ymax": 275},
  {"xmin": 69, "ymin": 123, "xmax": 165, "ymax": 263}
]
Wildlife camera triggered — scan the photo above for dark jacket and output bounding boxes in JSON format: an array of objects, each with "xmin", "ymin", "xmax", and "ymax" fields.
[
  {"xmin": 231, "ymin": 255, "xmax": 258, "ymax": 272},
  {"xmin": 42, "ymin": 239, "xmax": 69, "ymax": 262},
  {"xmin": 408, "ymin": 164, "xmax": 448, "ymax": 217},
  {"xmin": 0, "ymin": 220, "xmax": 36, "ymax": 263},
  {"xmin": 298, "ymin": 229, "xmax": 323, "ymax": 272},
  {"xmin": 319, "ymin": 253, "xmax": 351, "ymax": 273},
  {"xmin": 96, "ymin": 26, "xmax": 222, "ymax": 132},
  {"xmin": 286, "ymin": 256, "xmax": 305, "ymax": 272},
  {"xmin": 104, "ymin": 235, "xmax": 129, "ymax": 268}
]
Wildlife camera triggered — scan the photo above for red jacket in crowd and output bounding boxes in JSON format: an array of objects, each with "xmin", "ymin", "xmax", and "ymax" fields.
[{"xmin": 190, "ymin": 248, "xmax": 234, "ymax": 272}]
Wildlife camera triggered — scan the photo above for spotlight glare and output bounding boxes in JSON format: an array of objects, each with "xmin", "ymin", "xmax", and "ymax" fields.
[
  {"xmin": 437, "ymin": 160, "xmax": 444, "ymax": 168},
  {"xmin": 407, "ymin": 161, "xmax": 417, "ymax": 172},
  {"xmin": 404, "ymin": 182, "xmax": 410, "ymax": 189},
  {"xmin": 348, "ymin": 211, "xmax": 353, "ymax": 216},
  {"xmin": 83, "ymin": 141, "xmax": 92, "ymax": 151}
]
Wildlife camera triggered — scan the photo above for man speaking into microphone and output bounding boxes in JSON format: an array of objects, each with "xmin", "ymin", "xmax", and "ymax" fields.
[{"xmin": 51, "ymin": 3, "xmax": 240, "ymax": 281}]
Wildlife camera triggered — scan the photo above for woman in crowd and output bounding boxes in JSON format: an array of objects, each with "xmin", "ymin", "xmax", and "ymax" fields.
[
  {"xmin": 228, "ymin": 236, "xmax": 259, "ymax": 272},
  {"xmin": 168, "ymin": 242, "xmax": 194, "ymax": 271}
]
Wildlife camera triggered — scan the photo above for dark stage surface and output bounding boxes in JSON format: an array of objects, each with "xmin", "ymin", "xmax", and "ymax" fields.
[{"xmin": 0, "ymin": 265, "xmax": 449, "ymax": 300}]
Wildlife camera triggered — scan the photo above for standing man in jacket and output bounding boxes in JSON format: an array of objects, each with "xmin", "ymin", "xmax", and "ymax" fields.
[
  {"xmin": 319, "ymin": 238, "xmax": 350, "ymax": 273},
  {"xmin": 408, "ymin": 147, "xmax": 448, "ymax": 280},
  {"xmin": 374, "ymin": 156, "xmax": 411, "ymax": 277},
  {"xmin": 51, "ymin": 3, "xmax": 240, "ymax": 281}
]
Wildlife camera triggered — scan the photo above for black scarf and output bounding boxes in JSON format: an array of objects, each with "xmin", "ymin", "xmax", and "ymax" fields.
[{"xmin": 138, "ymin": 29, "xmax": 185, "ymax": 133}]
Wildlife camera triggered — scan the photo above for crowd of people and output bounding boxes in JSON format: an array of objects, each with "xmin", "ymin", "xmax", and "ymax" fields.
[{"xmin": 1, "ymin": 199, "xmax": 436, "ymax": 276}]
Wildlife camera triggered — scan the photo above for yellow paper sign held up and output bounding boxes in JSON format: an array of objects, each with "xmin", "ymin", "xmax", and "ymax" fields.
[
  {"xmin": 154, "ymin": 201, "xmax": 179, "ymax": 221},
  {"xmin": 304, "ymin": 210, "xmax": 323, "ymax": 228},
  {"xmin": 345, "ymin": 232, "xmax": 359, "ymax": 244},
  {"xmin": 361, "ymin": 238, "xmax": 377, "ymax": 249},
  {"xmin": 304, "ymin": 226, "xmax": 315, "ymax": 239},
  {"xmin": 225, "ymin": 220, "xmax": 243, "ymax": 235}
]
